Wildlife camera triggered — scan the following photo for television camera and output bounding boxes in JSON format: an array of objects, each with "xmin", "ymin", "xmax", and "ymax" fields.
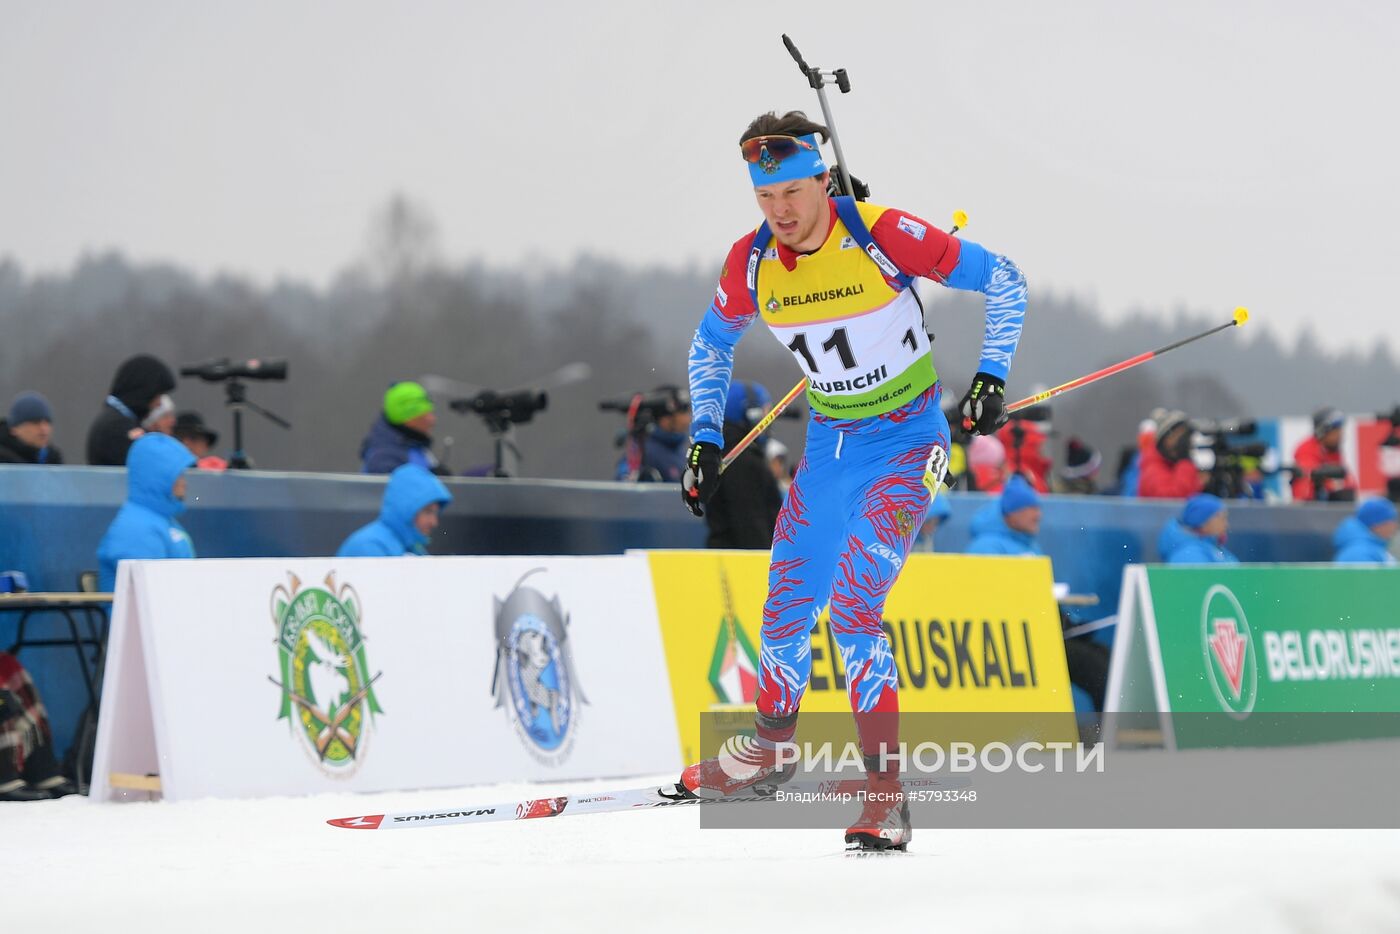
[{"xmin": 1190, "ymin": 418, "xmax": 1273, "ymax": 499}]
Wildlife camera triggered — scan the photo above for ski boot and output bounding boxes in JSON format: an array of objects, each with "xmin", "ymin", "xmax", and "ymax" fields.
[
  {"xmin": 33, "ymin": 775, "xmax": 78, "ymax": 799},
  {"xmin": 0, "ymin": 779, "xmax": 50, "ymax": 802},
  {"xmin": 844, "ymin": 759, "xmax": 912, "ymax": 852},
  {"xmin": 672, "ymin": 711, "xmax": 797, "ymax": 800}
]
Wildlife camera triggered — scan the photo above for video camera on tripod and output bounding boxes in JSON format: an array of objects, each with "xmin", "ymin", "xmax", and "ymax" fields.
[
  {"xmin": 178, "ymin": 357, "xmax": 291, "ymax": 469},
  {"xmin": 449, "ymin": 389, "xmax": 548, "ymax": 434},
  {"xmin": 599, "ymin": 387, "xmax": 691, "ymax": 437},
  {"xmin": 440, "ymin": 389, "xmax": 549, "ymax": 479},
  {"xmin": 1190, "ymin": 418, "xmax": 1272, "ymax": 499},
  {"xmin": 599, "ymin": 386, "xmax": 693, "ymax": 483},
  {"xmin": 424, "ymin": 362, "xmax": 589, "ymax": 479}
]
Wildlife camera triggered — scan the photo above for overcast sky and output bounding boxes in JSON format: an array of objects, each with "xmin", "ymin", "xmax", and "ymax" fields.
[{"xmin": 3, "ymin": 0, "xmax": 1396, "ymax": 353}]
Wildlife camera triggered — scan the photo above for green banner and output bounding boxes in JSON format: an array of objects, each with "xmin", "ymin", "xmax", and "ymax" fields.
[
  {"xmin": 1111, "ymin": 566, "xmax": 1400, "ymax": 748},
  {"xmin": 1144, "ymin": 566, "xmax": 1400, "ymax": 715}
]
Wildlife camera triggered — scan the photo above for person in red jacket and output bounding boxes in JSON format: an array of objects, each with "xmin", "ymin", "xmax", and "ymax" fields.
[
  {"xmin": 1138, "ymin": 409, "xmax": 1204, "ymax": 499},
  {"xmin": 1291, "ymin": 407, "xmax": 1358, "ymax": 502},
  {"xmin": 997, "ymin": 414, "xmax": 1051, "ymax": 493},
  {"xmin": 967, "ymin": 434, "xmax": 1009, "ymax": 493}
]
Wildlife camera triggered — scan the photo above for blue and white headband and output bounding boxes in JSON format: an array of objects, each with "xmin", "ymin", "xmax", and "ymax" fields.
[{"xmin": 745, "ymin": 133, "xmax": 828, "ymax": 187}]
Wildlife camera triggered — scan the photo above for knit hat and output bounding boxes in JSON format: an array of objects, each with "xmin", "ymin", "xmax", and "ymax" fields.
[
  {"xmin": 1357, "ymin": 497, "xmax": 1399, "ymax": 529},
  {"xmin": 1154, "ymin": 409, "xmax": 1190, "ymax": 446},
  {"xmin": 1061, "ymin": 437, "xmax": 1101, "ymax": 480},
  {"xmin": 1313, "ymin": 406, "xmax": 1345, "ymax": 438},
  {"xmin": 8, "ymin": 391, "xmax": 53, "ymax": 426},
  {"xmin": 967, "ymin": 434, "xmax": 1006, "ymax": 469},
  {"xmin": 384, "ymin": 381, "xmax": 434, "ymax": 425},
  {"xmin": 1000, "ymin": 474, "xmax": 1040, "ymax": 515},
  {"xmin": 724, "ymin": 381, "xmax": 771, "ymax": 425},
  {"xmin": 1182, "ymin": 493, "xmax": 1225, "ymax": 529}
]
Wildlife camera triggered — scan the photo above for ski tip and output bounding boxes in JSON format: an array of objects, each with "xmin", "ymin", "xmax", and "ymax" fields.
[
  {"xmin": 1233, "ymin": 306, "xmax": 1250, "ymax": 327},
  {"xmin": 327, "ymin": 814, "xmax": 385, "ymax": 830}
]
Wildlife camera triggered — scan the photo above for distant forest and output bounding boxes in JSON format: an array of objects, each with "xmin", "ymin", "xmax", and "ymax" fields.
[{"xmin": 4, "ymin": 197, "xmax": 1397, "ymax": 481}]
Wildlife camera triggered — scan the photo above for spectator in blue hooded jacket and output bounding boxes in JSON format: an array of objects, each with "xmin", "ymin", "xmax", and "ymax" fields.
[
  {"xmin": 1333, "ymin": 498, "xmax": 1399, "ymax": 564},
  {"xmin": 338, "ymin": 464, "xmax": 453, "ymax": 557},
  {"xmin": 1158, "ymin": 494, "xmax": 1239, "ymax": 564},
  {"xmin": 914, "ymin": 485, "xmax": 954, "ymax": 552},
  {"xmin": 964, "ymin": 477, "xmax": 1110, "ymax": 711},
  {"xmin": 966, "ymin": 475, "xmax": 1044, "ymax": 556},
  {"xmin": 97, "ymin": 433, "xmax": 198, "ymax": 591}
]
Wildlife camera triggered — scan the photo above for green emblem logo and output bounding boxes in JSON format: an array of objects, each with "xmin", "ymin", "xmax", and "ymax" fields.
[
  {"xmin": 708, "ymin": 563, "xmax": 760, "ymax": 705},
  {"xmin": 270, "ymin": 572, "xmax": 383, "ymax": 774},
  {"xmin": 764, "ymin": 291, "xmax": 781, "ymax": 314},
  {"xmin": 1200, "ymin": 584, "xmax": 1256, "ymax": 719}
]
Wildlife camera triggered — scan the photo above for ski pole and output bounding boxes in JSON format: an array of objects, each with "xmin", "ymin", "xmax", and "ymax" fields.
[
  {"xmin": 782, "ymin": 34, "xmax": 859, "ymax": 200},
  {"xmin": 720, "ymin": 377, "xmax": 807, "ymax": 472},
  {"xmin": 726, "ymin": 308, "xmax": 1251, "ymax": 470},
  {"xmin": 1001, "ymin": 307, "xmax": 1250, "ymax": 416}
]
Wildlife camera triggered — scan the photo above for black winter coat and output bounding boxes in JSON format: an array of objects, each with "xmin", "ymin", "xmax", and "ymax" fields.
[
  {"xmin": 704, "ymin": 421, "xmax": 784, "ymax": 550},
  {"xmin": 85, "ymin": 354, "xmax": 175, "ymax": 466},
  {"xmin": 0, "ymin": 421, "xmax": 64, "ymax": 465}
]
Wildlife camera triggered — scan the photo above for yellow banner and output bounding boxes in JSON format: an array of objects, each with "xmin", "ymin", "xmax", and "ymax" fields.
[{"xmin": 645, "ymin": 551, "xmax": 1073, "ymax": 764}]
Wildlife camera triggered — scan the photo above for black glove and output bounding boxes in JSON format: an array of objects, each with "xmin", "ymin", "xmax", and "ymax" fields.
[
  {"xmin": 681, "ymin": 441, "xmax": 723, "ymax": 517},
  {"xmin": 958, "ymin": 373, "xmax": 1008, "ymax": 436}
]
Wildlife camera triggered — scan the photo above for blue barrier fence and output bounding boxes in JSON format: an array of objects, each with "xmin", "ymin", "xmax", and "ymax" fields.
[{"xmin": 0, "ymin": 465, "xmax": 1356, "ymax": 758}]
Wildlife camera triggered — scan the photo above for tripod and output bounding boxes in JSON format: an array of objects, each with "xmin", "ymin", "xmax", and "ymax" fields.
[
  {"xmin": 479, "ymin": 411, "xmax": 523, "ymax": 478},
  {"xmin": 224, "ymin": 378, "xmax": 291, "ymax": 470}
]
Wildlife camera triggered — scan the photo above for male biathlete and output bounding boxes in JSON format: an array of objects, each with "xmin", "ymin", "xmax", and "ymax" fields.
[{"xmin": 677, "ymin": 111, "xmax": 1028, "ymax": 850}]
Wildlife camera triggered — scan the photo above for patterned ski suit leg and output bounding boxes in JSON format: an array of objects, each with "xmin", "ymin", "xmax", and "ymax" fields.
[
  {"xmin": 757, "ymin": 418, "xmax": 843, "ymax": 722},
  {"xmin": 757, "ymin": 387, "xmax": 949, "ymax": 760}
]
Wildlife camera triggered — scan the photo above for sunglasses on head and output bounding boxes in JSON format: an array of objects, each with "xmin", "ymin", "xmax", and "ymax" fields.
[{"xmin": 739, "ymin": 135, "xmax": 816, "ymax": 165}]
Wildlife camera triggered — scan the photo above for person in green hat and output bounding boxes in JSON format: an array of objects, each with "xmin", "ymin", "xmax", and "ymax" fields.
[{"xmin": 359, "ymin": 380, "xmax": 450, "ymax": 475}]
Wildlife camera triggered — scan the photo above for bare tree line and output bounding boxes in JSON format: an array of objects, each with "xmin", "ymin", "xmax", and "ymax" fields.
[{"xmin": 3, "ymin": 197, "xmax": 1395, "ymax": 481}]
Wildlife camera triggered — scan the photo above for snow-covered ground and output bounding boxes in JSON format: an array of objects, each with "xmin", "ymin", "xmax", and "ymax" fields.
[{"xmin": 8, "ymin": 775, "xmax": 1400, "ymax": 934}]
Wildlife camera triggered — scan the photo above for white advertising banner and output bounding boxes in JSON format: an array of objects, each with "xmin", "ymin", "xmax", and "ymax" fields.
[{"xmin": 90, "ymin": 555, "xmax": 681, "ymax": 801}]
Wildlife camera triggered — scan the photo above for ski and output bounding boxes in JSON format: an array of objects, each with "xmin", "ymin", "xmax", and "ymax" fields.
[{"xmin": 326, "ymin": 775, "xmax": 966, "ymax": 831}]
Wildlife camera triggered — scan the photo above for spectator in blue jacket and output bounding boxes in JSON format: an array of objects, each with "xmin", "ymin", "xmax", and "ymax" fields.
[
  {"xmin": 338, "ymin": 464, "xmax": 453, "ymax": 557},
  {"xmin": 914, "ymin": 486, "xmax": 954, "ymax": 552},
  {"xmin": 1158, "ymin": 493, "xmax": 1239, "ymax": 564},
  {"xmin": 614, "ymin": 385, "xmax": 691, "ymax": 484},
  {"xmin": 964, "ymin": 476, "xmax": 1111, "ymax": 712},
  {"xmin": 359, "ymin": 381, "xmax": 449, "ymax": 475},
  {"xmin": 966, "ymin": 475, "xmax": 1043, "ymax": 556},
  {"xmin": 97, "ymin": 433, "xmax": 197, "ymax": 591},
  {"xmin": 1333, "ymin": 498, "xmax": 1399, "ymax": 564}
]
